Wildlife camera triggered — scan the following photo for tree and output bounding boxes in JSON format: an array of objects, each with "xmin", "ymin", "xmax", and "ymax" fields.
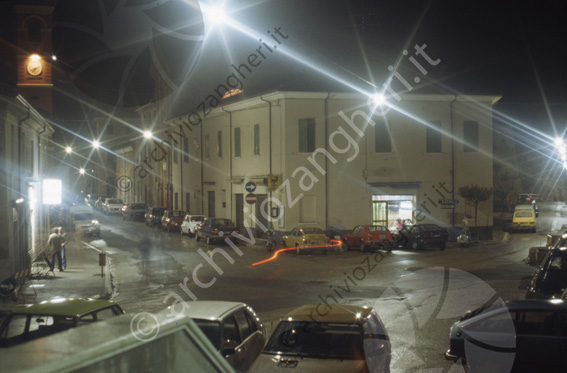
[{"xmin": 458, "ymin": 185, "xmax": 493, "ymax": 231}]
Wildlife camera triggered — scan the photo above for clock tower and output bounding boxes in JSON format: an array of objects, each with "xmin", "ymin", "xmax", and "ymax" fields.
[{"xmin": 14, "ymin": 2, "xmax": 55, "ymax": 114}]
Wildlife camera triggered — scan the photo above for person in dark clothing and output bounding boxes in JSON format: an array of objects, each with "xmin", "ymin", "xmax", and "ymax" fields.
[
  {"xmin": 47, "ymin": 227, "xmax": 65, "ymax": 272},
  {"xmin": 139, "ymin": 234, "xmax": 151, "ymax": 273}
]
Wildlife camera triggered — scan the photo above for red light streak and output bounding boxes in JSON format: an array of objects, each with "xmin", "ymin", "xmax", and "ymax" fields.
[{"xmin": 251, "ymin": 239, "xmax": 342, "ymax": 267}]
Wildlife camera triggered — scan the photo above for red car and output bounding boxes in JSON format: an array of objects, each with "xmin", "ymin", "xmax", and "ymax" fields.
[
  {"xmin": 342, "ymin": 225, "xmax": 395, "ymax": 252},
  {"xmin": 161, "ymin": 210, "xmax": 185, "ymax": 232}
]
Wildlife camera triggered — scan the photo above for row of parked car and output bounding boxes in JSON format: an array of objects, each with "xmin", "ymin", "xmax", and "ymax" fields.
[{"xmin": 0, "ymin": 296, "xmax": 391, "ymax": 372}]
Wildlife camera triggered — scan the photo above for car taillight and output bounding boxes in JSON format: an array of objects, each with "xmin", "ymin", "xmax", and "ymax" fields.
[{"xmin": 211, "ymin": 229, "xmax": 218, "ymax": 235}]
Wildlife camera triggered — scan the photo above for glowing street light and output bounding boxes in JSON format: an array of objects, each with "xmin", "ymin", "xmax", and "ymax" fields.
[
  {"xmin": 372, "ymin": 93, "xmax": 386, "ymax": 106},
  {"xmin": 65, "ymin": 146, "xmax": 73, "ymax": 154},
  {"xmin": 143, "ymin": 130, "xmax": 153, "ymax": 139},
  {"xmin": 203, "ymin": 3, "xmax": 227, "ymax": 26},
  {"xmin": 79, "ymin": 168, "xmax": 85, "ymax": 175},
  {"xmin": 92, "ymin": 140, "xmax": 100, "ymax": 149}
]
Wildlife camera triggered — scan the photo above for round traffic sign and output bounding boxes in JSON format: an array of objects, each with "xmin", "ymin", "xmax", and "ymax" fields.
[
  {"xmin": 245, "ymin": 181, "xmax": 256, "ymax": 193},
  {"xmin": 245, "ymin": 193, "xmax": 257, "ymax": 205}
]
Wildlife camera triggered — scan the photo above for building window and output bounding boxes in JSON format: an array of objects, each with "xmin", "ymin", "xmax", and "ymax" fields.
[
  {"xmin": 217, "ymin": 130, "xmax": 222, "ymax": 158},
  {"xmin": 298, "ymin": 118, "xmax": 315, "ymax": 153},
  {"xmin": 374, "ymin": 120, "xmax": 391, "ymax": 153},
  {"xmin": 204, "ymin": 134, "xmax": 209, "ymax": 160},
  {"xmin": 254, "ymin": 124, "xmax": 260, "ymax": 155},
  {"xmin": 183, "ymin": 137, "xmax": 189, "ymax": 162},
  {"xmin": 426, "ymin": 121, "xmax": 442, "ymax": 153},
  {"xmin": 234, "ymin": 127, "xmax": 241, "ymax": 157},
  {"xmin": 464, "ymin": 121, "xmax": 479, "ymax": 152}
]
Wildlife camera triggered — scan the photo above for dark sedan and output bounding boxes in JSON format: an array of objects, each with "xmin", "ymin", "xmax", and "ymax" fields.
[
  {"xmin": 144, "ymin": 207, "xmax": 166, "ymax": 227},
  {"xmin": 526, "ymin": 245, "xmax": 567, "ymax": 299},
  {"xmin": 196, "ymin": 218, "xmax": 239, "ymax": 245},
  {"xmin": 445, "ymin": 299, "xmax": 567, "ymax": 372},
  {"xmin": 396, "ymin": 223, "xmax": 448, "ymax": 250}
]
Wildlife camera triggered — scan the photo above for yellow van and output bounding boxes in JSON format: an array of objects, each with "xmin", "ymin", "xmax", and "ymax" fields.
[{"xmin": 511, "ymin": 210, "xmax": 536, "ymax": 233}]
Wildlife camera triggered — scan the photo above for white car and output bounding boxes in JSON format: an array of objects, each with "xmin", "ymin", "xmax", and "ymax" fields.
[
  {"xmin": 160, "ymin": 301, "xmax": 266, "ymax": 372},
  {"xmin": 103, "ymin": 198, "xmax": 124, "ymax": 215},
  {"xmin": 73, "ymin": 211, "xmax": 100, "ymax": 237},
  {"xmin": 180, "ymin": 214, "xmax": 206, "ymax": 237}
]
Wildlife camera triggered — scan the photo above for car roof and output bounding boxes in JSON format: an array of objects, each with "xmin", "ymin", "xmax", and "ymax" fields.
[
  {"xmin": 285, "ymin": 304, "xmax": 373, "ymax": 323},
  {"xmin": 168, "ymin": 301, "xmax": 246, "ymax": 320},
  {"xmin": 11, "ymin": 298, "xmax": 120, "ymax": 317},
  {"xmin": 504, "ymin": 299, "xmax": 567, "ymax": 311}
]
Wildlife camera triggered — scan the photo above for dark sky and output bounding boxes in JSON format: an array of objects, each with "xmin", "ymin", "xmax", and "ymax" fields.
[{"xmin": 1, "ymin": 0, "xmax": 567, "ymax": 134}]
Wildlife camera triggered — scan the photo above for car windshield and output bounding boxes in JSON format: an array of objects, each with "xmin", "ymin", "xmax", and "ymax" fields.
[
  {"xmin": 108, "ymin": 199, "xmax": 123, "ymax": 204},
  {"xmin": 170, "ymin": 211, "xmax": 185, "ymax": 217},
  {"xmin": 131, "ymin": 203, "xmax": 146, "ymax": 209},
  {"xmin": 303, "ymin": 228, "xmax": 324, "ymax": 235},
  {"xmin": 193, "ymin": 319, "xmax": 221, "ymax": 350},
  {"xmin": 74, "ymin": 213, "xmax": 93, "ymax": 221},
  {"xmin": 211, "ymin": 219, "xmax": 233, "ymax": 227},
  {"xmin": 515, "ymin": 211, "xmax": 533, "ymax": 218},
  {"xmin": 191, "ymin": 216, "xmax": 205, "ymax": 222},
  {"xmin": 368, "ymin": 225, "xmax": 388, "ymax": 232},
  {"xmin": 264, "ymin": 321, "xmax": 363, "ymax": 359}
]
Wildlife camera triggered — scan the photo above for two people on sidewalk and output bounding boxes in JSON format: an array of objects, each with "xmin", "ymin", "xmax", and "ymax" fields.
[{"xmin": 48, "ymin": 227, "xmax": 67, "ymax": 272}]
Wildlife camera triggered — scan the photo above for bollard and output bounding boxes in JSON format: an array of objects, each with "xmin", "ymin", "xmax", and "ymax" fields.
[{"xmin": 99, "ymin": 252, "xmax": 106, "ymax": 277}]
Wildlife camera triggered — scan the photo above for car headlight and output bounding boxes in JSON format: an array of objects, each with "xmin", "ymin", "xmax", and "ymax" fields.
[{"xmin": 92, "ymin": 220, "xmax": 99, "ymax": 225}]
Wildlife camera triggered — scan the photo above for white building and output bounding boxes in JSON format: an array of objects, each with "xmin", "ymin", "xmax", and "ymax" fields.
[
  {"xmin": 165, "ymin": 91, "xmax": 500, "ymax": 238},
  {"xmin": 0, "ymin": 94, "xmax": 54, "ymax": 284}
]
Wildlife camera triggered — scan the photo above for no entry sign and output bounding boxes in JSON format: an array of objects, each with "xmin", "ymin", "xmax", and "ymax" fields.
[{"xmin": 245, "ymin": 193, "xmax": 257, "ymax": 205}]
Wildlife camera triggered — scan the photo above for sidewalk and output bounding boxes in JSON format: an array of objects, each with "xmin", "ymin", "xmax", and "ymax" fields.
[{"xmin": 7, "ymin": 239, "xmax": 112, "ymax": 308}]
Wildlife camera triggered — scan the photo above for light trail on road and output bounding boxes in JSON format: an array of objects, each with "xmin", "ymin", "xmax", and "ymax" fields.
[{"xmin": 251, "ymin": 239, "xmax": 343, "ymax": 267}]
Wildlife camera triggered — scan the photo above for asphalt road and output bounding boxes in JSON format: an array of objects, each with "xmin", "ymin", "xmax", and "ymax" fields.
[{"xmin": 79, "ymin": 202, "xmax": 567, "ymax": 372}]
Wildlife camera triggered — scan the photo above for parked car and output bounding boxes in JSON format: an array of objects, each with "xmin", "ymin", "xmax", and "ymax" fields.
[
  {"xmin": 517, "ymin": 193, "xmax": 538, "ymax": 205},
  {"xmin": 249, "ymin": 304, "xmax": 391, "ymax": 373},
  {"xmin": 180, "ymin": 214, "xmax": 206, "ymax": 237},
  {"xmin": 511, "ymin": 210, "xmax": 537, "ymax": 233},
  {"xmin": 395, "ymin": 223, "xmax": 448, "ymax": 250},
  {"xmin": 342, "ymin": 225, "xmax": 396, "ymax": 252},
  {"xmin": 103, "ymin": 198, "xmax": 124, "ymax": 215},
  {"xmin": 121, "ymin": 202, "xmax": 148, "ymax": 221},
  {"xmin": 0, "ymin": 298, "xmax": 124, "ymax": 348},
  {"xmin": 72, "ymin": 211, "xmax": 100, "ymax": 237},
  {"xmin": 161, "ymin": 210, "xmax": 185, "ymax": 232},
  {"xmin": 526, "ymin": 245, "xmax": 567, "ymax": 299},
  {"xmin": 160, "ymin": 301, "xmax": 266, "ymax": 372},
  {"xmin": 145, "ymin": 207, "xmax": 166, "ymax": 228},
  {"xmin": 282, "ymin": 227, "xmax": 331, "ymax": 254},
  {"xmin": 445, "ymin": 299, "xmax": 567, "ymax": 372},
  {"xmin": 196, "ymin": 218, "xmax": 239, "ymax": 245}
]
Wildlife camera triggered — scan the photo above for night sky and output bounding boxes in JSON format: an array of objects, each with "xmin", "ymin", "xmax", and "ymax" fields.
[{"xmin": 1, "ymin": 0, "xmax": 566, "ymax": 138}]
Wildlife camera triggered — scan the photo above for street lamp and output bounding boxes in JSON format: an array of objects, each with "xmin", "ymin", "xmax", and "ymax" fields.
[
  {"xmin": 92, "ymin": 140, "xmax": 100, "ymax": 149},
  {"xmin": 79, "ymin": 168, "xmax": 85, "ymax": 175},
  {"xmin": 143, "ymin": 130, "xmax": 153, "ymax": 139},
  {"xmin": 65, "ymin": 146, "xmax": 72, "ymax": 154}
]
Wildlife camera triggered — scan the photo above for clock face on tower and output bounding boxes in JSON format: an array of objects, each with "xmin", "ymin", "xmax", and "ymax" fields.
[{"xmin": 27, "ymin": 59, "xmax": 42, "ymax": 76}]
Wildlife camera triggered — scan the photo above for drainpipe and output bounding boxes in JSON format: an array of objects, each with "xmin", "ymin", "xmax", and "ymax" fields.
[
  {"xmin": 260, "ymin": 96, "xmax": 272, "ymax": 229},
  {"xmin": 450, "ymin": 95, "xmax": 457, "ymax": 232},
  {"xmin": 324, "ymin": 92, "xmax": 331, "ymax": 230},
  {"xmin": 222, "ymin": 107, "xmax": 232, "ymax": 221}
]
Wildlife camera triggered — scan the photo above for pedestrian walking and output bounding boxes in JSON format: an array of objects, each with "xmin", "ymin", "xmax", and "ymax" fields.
[
  {"xmin": 47, "ymin": 227, "xmax": 65, "ymax": 272},
  {"xmin": 138, "ymin": 234, "xmax": 151, "ymax": 273}
]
